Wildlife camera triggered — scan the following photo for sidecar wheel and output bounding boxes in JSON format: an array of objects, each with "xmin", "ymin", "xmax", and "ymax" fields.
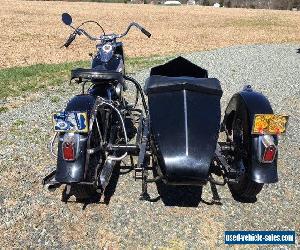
[{"xmin": 228, "ymin": 107, "xmax": 263, "ymax": 201}]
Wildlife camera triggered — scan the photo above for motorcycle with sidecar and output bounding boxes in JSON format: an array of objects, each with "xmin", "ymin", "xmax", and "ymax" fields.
[{"xmin": 43, "ymin": 13, "xmax": 288, "ymax": 203}]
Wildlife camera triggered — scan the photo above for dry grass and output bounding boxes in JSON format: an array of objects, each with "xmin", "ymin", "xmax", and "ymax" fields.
[{"xmin": 1, "ymin": 0, "xmax": 300, "ymax": 68}]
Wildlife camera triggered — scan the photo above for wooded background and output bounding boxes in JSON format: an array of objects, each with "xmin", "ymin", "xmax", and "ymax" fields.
[
  {"xmin": 200, "ymin": 0, "xmax": 300, "ymax": 9},
  {"xmin": 44, "ymin": 0, "xmax": 300, "ymax": 9}
]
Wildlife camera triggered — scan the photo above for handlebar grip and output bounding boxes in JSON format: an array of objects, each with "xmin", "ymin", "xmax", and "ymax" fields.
[
  {"xmin": 64, "ymin": 33, "xmax": 76, "ymax": 48},
  {"xmin": 141, "ymin": 28, "xmax": 151, "ymax": 38}
]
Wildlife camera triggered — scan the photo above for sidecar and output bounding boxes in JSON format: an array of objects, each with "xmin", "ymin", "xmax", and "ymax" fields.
[
  {"xmin": 145, "ymin": 57, "xmax": 222, "ymax": 185},
  {"xmin": 139, "ymin": 56, "xmax": 288, "ymax": 200}
]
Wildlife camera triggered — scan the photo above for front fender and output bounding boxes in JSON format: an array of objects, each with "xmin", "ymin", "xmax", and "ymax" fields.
[{"xmin": 223, "ymin": 87, "xmax": 278, "ymax": 184}]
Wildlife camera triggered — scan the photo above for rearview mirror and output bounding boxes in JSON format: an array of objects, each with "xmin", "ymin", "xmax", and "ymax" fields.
[{"xmin": 62, "ymin": 13, "xmax": 72, "ymax": 26}]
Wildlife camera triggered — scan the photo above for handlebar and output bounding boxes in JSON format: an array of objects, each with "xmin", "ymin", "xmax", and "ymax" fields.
[
  {"xmin": 117, "ymin": 22, "xmax": 151, "ymax": 39},
  {"xmin": 62, "ymin": 21, "xmax": 151, "ymax": 48}
]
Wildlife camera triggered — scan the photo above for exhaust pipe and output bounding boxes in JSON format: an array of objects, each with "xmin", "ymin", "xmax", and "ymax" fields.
[{"xmin": 98, "ymin": 158, "xmax": 116, "ymax": 191}]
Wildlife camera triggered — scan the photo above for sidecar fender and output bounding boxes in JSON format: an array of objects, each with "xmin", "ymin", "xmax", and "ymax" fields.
[{"xmin": 223, "ymin": 87, "xmax": 278, "ymax": 184}]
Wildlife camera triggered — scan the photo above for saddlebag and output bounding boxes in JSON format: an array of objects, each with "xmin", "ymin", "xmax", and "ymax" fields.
[{"xmin": 145, "ymin": 57, "xmax": 222, "ymax": 185}]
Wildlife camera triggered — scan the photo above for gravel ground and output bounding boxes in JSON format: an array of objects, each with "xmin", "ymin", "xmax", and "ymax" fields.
[{"xmin": 0, "ymin": 44, "xmax": 299, "ymax": 249}]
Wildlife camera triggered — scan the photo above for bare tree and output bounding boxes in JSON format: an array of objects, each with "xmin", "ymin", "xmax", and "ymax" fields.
[{"xmin": 200, "ymin": 0, "xmax": 299, "ymax": 9}]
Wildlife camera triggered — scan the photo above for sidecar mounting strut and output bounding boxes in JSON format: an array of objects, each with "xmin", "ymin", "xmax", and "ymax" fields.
[
  {"xmin": 135, "ymin": 116, "xmax": 152, "ymax": 200},
  {"xmin": 213, "ymin": 142, "xmax": 240, "ymax": 185}
]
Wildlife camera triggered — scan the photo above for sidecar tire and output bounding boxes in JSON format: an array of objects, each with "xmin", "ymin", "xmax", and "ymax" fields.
[
  {"xmin": 229, "ymin": 176, "xmax": 263, "ymax": 201},
  {"xmin": 228, "ymin": 106, "xmax": 264, "ymax": 201}
]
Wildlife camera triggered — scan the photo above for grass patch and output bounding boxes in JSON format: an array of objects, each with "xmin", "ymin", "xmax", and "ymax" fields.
[
  {"xmin": 50, "ymin": 96, "xmax": 61, "ymax": 103},
  {"xmin": 13, "ymin": 119, "xmax": 25, "ymax": 127},
  {"xmin": 10, "ymin": 119, "xmax": 26, "ymax": 134},
  {"xmin": 126, "ymin": 55, "xmax": 172, "ymax": 73},
  {"xmin": 0, "ymin": 107, "xmax": 8, "ymax": 113},
  {"xmin": 0, "ymin": 61, "xmax": 89, "ymax": 100},
  {"xmin": 0, "ymin": 56, "xmax": 170, "ymax": 100}
]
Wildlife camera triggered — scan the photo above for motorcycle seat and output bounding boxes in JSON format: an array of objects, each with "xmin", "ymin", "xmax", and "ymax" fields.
[{"xmin": 71, "ymin": 68, "xmax": 123, "ymax": 82}]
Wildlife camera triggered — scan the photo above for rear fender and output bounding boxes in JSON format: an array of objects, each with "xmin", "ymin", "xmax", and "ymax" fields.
[
  {"xmin": 55, "ymin": 95, "xmax": 96, "ymax": 183},
  {"xmin": 223, "ymin": 87, "xmax": 278, "ymax": 184}
]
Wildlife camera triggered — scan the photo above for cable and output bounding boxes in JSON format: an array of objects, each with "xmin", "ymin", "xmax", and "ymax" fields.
[
  {"xmin": 97, "ymin": 99, "xmax": 128, "ymax": 161},
  {"xmin": 77, "ymin": 20, "xmax": 105, "ymax": 35},
  {"xmin": 124, "ymin": 75, "xmax": 148, "ymax": 115}
]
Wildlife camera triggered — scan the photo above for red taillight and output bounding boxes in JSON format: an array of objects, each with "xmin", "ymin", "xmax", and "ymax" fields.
[
  {"xmin": 63, "ymin": 142, "xmax": 75, "ymax": 161},
  {"xmin": 262, "ymin": 145, "xmax": 276, "ymax": 163}
]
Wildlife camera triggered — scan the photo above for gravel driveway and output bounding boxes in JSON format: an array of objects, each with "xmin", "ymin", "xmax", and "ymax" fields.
[{"xmin": 0, "ymin": 44, "xmax": 299, "ymax": 249}]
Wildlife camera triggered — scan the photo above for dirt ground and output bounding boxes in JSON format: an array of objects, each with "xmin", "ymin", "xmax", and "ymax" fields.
[{"xmin": 1, "ymin": 0, "xmax": 300, "ymax": 68}]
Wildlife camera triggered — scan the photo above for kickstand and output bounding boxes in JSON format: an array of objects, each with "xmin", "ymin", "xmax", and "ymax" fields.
[
  {"xmin": 139, "ymin": 169, "xmax": 150, "ymax": 201},
  {"xmin": 62, "ymin": 185, "xmax": 72, "ymax": 203},
  {"xmin": 210, "ymin": 181, "xmax": 222, "ymax": 205}
]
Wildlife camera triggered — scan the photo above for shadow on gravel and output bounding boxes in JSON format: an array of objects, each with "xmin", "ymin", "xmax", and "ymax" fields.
[
  {"xmin": 61, "ymin": 166, "xmax": 121, "ymax": 210},
  {"xmin": 297, "ymin": 48, "xmax": 300, "ymax": 54},
  {"xmin": 154, "ymin": 174, "xmax": 224, "ymax": 207},
  {"xmin": 156, "ymin": 182, "xmax": 203, "ymax": 207}
]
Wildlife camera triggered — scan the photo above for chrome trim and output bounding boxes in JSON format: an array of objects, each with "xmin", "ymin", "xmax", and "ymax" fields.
[
  {"xmin": 183, "ymin": 89, "xmax": 189, "ymax": 156},
  {"xmin": 254, "ymin": 135, "xmax": 277, "ymax": 164},
  {"xmin": 96, "ymin": 117, "xmax": 103, "ymax": 143},
  {"xmin": 50, "ymin": 132, "xmax": 58, "ymax": 158},
  {"xmin": 107, "ymin": 152, "xmax": 127, "ymax": 161}
]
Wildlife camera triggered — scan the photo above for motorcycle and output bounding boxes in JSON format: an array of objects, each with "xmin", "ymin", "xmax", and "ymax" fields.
[{"xmin": 43, "ymin": 13, "xmax": 288, "ymax": 203}]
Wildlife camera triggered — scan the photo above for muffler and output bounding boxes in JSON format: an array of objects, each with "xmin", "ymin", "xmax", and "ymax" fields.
[{"xmin": 98, "ymin": 158, "xmax": 116, "ymax": 192}]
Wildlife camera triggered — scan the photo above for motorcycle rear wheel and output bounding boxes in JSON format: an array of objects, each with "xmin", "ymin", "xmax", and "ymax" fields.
[{"xmin": 62, "ymin": 184, "xmax": 99, "ymax": 202}]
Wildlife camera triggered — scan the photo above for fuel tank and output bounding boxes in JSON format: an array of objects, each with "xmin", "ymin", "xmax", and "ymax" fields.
[{"xmin": 145, "ymin": 57, "xmax": 222, "ymax": 185}]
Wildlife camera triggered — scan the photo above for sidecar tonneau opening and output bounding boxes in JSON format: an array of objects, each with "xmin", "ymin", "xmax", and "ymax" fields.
[
  {"xmin": 150, "ymin": 56, "xmax": 208, "ymax": 78},
  {"xmin": 145, "ymin": 56, "xmax": 222, "ymax": 96},
  {"xmin": 145, "ymin": 76, "xmax": 222, "ymax": 96}
]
